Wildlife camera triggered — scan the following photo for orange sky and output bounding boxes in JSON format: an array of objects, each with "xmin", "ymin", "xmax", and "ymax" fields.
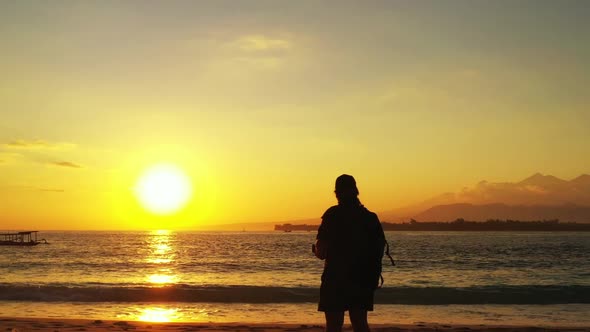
[{"xmin": 1, "ymin": 2, "xmax": 589, "ymax": 230}]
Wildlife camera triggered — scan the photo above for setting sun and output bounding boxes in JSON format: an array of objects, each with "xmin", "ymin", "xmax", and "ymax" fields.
[{"xmin": 134, "ymin": 164, "xmax": 192, "ymax": 215}]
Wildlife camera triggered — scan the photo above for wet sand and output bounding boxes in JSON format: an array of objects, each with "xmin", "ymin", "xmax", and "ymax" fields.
[{"xmin": 0, "ymin": 317, "xmax": 587, "ymax": 332}]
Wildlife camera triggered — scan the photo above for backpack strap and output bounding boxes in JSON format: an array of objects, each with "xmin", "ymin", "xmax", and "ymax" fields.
[
  {"xmin": 377, "ymin": 240, "xmax": 396, "ymax": 289},
  {"xmin": 385, "ymin": 240, "xmax": 395, "ymax": 267}
]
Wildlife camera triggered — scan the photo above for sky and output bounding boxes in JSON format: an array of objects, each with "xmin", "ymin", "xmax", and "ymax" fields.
[{"xmin": 1, "ymin": 1, "xmax": 589, "ymax": 230}]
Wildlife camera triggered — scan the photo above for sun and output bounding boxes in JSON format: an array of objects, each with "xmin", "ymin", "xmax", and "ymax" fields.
[{"xmin": 134, "ymin": 163, "xmax": 192, "ymax": 215}]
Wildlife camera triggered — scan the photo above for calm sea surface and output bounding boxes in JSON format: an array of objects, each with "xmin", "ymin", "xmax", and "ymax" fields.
[{"xmin": 0, "ymin": 231, "xmax": 588, "ymax": 326}]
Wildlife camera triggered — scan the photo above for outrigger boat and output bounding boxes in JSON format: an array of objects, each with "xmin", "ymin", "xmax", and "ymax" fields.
[{"xmin": 0, "ymin": 231, "xmax": 48, "ymax": 246}]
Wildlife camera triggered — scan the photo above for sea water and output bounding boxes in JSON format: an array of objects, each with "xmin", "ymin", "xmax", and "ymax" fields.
[{"xmin": 0, "ymin": 231, "xmax": 588, "ymax": 326}]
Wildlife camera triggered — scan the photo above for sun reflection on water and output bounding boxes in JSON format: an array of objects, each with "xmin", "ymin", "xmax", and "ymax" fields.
[
  {"xmin": 145, "ymin": 230, "xmax": 178, "ymax": 286},
  {"xmin": 147, "ymin": 274, "xmax": 177, "ymax": 284},
  {"xmin": 138, "ymin": 307, "xmax": 178, "ymax": 322},
  {"xmin": 121, "ymin": 306, "xmax": 213, "ymax": 323},
  {"xmin": 154, "ymin": 243, "xmax": 171, "ymax": 253},
  {"xmin": 149, "ymin": 257, "xmax": 173, "ymax": 264}
]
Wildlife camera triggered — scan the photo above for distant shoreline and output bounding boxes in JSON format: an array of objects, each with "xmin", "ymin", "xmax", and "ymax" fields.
[{"xmin": 275, "ymin": 219, "xmax": 590, "ymax": 232}]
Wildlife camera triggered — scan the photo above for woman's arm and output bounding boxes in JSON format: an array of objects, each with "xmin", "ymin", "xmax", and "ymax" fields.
[
  {"xmin": 314, "ymin": 238, "xmax": 328, "ymax": 260},
  {"xmin": 314, "ymin": 211, "xmax": 332, "ymax": 260}
]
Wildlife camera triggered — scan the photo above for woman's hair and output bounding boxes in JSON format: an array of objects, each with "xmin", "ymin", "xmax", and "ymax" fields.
[{"xmin": 334, "ymin": 174, "xmax": 362, "ymax": 206}]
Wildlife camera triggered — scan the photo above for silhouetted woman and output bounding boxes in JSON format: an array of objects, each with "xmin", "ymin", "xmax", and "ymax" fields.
[{"xmin": 314, "ymin": 174, "xmax": 386, "ymax": 332}]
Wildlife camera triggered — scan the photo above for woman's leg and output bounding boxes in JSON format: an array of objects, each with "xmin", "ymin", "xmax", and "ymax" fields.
[
  {"xmin": 324, "ymin": 311, "xmax": 345, "ymax": 332},
  {"xmin": 349, "ymin": 309, "xmax": 370, "ymax": 332}
]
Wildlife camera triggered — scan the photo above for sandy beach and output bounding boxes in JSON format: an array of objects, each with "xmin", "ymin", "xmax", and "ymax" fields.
[{"xmin": 0, "ymin": 318, "xmax": 587, "ymax": 332}]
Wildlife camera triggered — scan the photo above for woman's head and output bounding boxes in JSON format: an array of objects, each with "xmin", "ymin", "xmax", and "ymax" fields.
[{"xmin": 335, "ymin": 174, "xmax": 360, "ymax": 205}]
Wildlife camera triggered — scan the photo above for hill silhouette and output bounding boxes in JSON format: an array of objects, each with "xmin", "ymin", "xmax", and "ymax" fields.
[
  {"xmin": 197, "ymin": 173, "xmax": 590, "ymax": 230},
  {"xmin": 380, "ymin": 173, "xmax": 590, "ymax": 223},
  {"xmin": 413, "ymin": 203, "xmax": 590, "ymax": 223}
]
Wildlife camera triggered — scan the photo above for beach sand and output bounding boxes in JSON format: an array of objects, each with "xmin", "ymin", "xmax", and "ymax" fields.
[{"xmin": 0, "ymin": 318, "xmax": 587, "ymax": 332}]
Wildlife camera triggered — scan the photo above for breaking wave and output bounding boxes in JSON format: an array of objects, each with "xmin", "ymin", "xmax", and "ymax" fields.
[{"xmin": 0, "ymin": 284, "xmax": 587, "ymax": 304}]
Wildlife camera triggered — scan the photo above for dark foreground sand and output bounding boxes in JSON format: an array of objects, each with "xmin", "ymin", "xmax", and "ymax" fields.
[{"xmin": 0, "ymin": 318, "xmax": 587, "ymax": 332}]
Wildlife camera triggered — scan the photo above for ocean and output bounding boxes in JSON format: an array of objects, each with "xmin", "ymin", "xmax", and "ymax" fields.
[{"xmin": 0, "ymin": 231, "xmax": 588, "ymax": 326}]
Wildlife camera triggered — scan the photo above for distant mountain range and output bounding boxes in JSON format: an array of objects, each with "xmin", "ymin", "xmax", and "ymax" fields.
[
  {"xmin": 412, "ymin": 203, "xmax": 590, "ymax": 223},
  {"xmin": 380, "ymin": 173, "xmax": 590, "ymax": 223},
  {"xmin": 202, "ymin": 173, "xmax": 590, "ymax": 230}
]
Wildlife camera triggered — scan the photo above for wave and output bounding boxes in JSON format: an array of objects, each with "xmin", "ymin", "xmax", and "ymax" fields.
[{"xmin": 0, "ymin": 284, "xmax": 588, "ymax": 304}]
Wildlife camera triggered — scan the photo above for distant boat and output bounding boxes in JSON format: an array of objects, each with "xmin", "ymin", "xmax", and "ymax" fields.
[{"xmin": 0, "ymin": 231, "xmax": 47, "ymax": 246}]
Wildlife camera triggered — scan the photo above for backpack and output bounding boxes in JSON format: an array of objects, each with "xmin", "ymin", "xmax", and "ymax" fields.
[{"xmin": 363, "ymin": 209, "xmax": 395, "ymax": 289}]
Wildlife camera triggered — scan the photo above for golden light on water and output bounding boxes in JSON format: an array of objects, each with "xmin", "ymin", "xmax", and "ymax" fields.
[
  {"xmin": 149, "ymin": 257, "xmax": 173, "ymax": 264},
  {"xmin": 138, "ymin": 308, "xmax": 178, "ymax": 322},
  {"xmin": 147, "ymin": 274, "xmax": 177, "ymax": 284},
  {"xmin": 145, "ymin": 230, "xmax": 178, "ymax": 285},
  {"xmin": 154, "ymin": 243, "xmax": 171, "ymax": 254}
]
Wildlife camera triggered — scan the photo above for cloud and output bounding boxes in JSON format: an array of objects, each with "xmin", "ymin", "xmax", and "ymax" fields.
[
  {"xmin": 0, "ymin": 143, "xmax": 84, "ymax": 169},
  {"xmin": 39, "ymin": 188, "xmax": 65, "ymax": 193},
  {"xmin": 196, "ymin": 33, "xmax": 301, "ymax": 75},
  {"xmin": 426, "ymin": 173, "xmax": 590, "ymax": 206},
  {"xmin": 233, "ymin": 35, "xmax": 292, "ymax": 53},
  {"xmin": 0, "ymin": 185, "xmax": 65, "ymax": 193},
  {"xmin": 0, "ymin": 152, "xmax": 21, "ymax": 164},
  {"xmin": 521, "ymin": 185, "xmax": 548, "ymax": 194},
  {"xmin": 219, "ymin": 34, "xmax": 295, "ymax": 70},
  {"xmin": 50, "ymin": 161, "xmax": 83, "ymax": 169},
  {"xmin": 2, "ymin": 139, "xmax": 76, "ymax": 150}
]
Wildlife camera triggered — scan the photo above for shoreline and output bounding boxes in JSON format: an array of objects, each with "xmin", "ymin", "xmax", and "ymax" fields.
[{"xmin": 1, "ymin": 317, "xmax": 588, "ymax": 332}]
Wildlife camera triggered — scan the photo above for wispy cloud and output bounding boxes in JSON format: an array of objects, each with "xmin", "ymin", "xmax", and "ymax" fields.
[
  {"xmin": 2, "ymin": 139, "xmax": 76, "ymax": 150},
  {"xmin": 0, "ymin": 185, "xmax": 67, "ymax": 193},
  {"xmin": 221, "ymin": 34, "xmax": 295, "ymax": 70},
  {"xmin": 39, "ymin": 188, "xmax": 65, "ymax": 193},
  {"xmin": 50, "ymin": 161, "xmax": 83, "ymax": 169},
  {"xmin": 0, "ymin": 152, "xmax": 21, "ymax": 164},
  {"xmin": 233, "ymin": 35, "xmax": 292, "ymax": 53}
]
